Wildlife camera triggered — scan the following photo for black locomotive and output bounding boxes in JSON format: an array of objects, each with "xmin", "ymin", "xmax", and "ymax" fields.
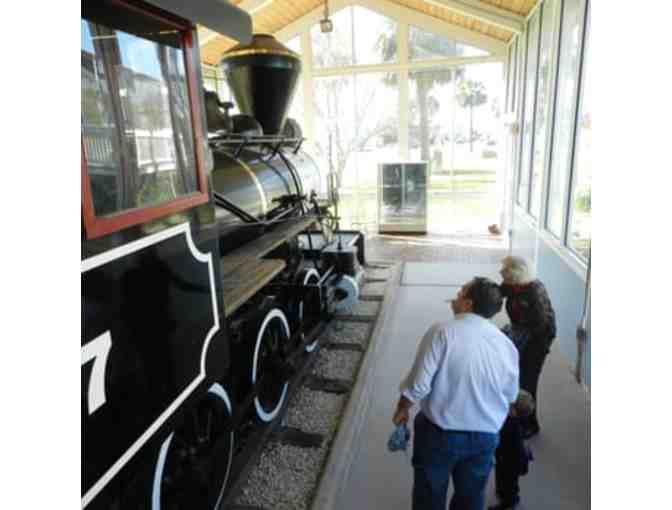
[{"xmin": 81, "ymin": 1, "xmax": 364, "ymax": 508}]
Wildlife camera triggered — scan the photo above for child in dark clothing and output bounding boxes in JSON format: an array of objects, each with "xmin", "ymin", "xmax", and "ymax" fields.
[{"xmin": 489, "ymin": 390, "xmax": 535, "ymax": 510}]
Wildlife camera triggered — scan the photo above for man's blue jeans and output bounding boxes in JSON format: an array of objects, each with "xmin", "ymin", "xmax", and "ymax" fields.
[{"xmin": 412, "ymin": 412, "xmax": 499, "ymax": 510}]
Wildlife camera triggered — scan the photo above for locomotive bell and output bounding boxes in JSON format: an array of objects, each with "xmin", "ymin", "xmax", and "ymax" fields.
[{"xmin": 220, "ymin": 34, "xmax": 301, "ymax": 136}]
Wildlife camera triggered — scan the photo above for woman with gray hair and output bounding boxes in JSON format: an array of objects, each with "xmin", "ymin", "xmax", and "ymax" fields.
[{"xmin": 499, "ymin": 256, "xmax": 556, "ymax": 439}]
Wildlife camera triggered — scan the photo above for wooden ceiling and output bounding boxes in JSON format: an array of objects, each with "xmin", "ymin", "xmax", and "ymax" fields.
[{"xmin": 198, "ymin": 0, "xmax": 539, "ymax": 66}]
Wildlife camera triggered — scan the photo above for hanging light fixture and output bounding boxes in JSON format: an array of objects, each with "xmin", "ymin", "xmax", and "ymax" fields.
[{"xmin": 320, "ymin": 0, "xmax": 333, "ymax": 33}]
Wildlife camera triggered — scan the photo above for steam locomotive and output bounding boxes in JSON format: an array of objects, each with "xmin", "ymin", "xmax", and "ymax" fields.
[{"xmin": 81, "ymin": 1, "xmax": 364, "ymax": 508}]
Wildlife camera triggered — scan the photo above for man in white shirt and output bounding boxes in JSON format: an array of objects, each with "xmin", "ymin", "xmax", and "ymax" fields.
[{"xmin": 393, "ymin": 277, "xmax": 519, "ymax": 510}]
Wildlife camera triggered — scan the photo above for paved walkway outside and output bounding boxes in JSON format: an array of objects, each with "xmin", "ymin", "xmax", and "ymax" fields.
[{"xmin": 337, "ymin": 262, "xmax": 590, "ymax": 510}]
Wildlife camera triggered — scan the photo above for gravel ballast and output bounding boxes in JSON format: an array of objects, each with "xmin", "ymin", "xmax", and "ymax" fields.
[
  {"xmin": 337, "ymin": 299, "xmax": 380, "ymax": 317},
  {"xmin": 322, "ymin": 321, "xmax": 371, "ymax": 347},
  {"xmin": 364, "ymin": 266, "xmax": 392, "ymax": 280},
  {"xmin": 361, "ymin": 280, "xmax": 387, "ymax": 296},
  {"xmin": 314, "ymin": 349, "xmax": 362, "ymax": 381},
  {"xmin": 231, "ymin": 265, "xmax": 394, "ymax": 510},
  {"xmin": 236, "ymin": 442, "xmax": 329, "ymax": 510},
  {"xmin": 283, "ymin": 386, "xmax": 346, "ymax": 437}
]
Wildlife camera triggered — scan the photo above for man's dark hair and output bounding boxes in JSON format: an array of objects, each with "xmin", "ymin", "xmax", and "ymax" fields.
[{"xmin": 465, "ymin": 277, "xmax": 503, "ymax": 319}]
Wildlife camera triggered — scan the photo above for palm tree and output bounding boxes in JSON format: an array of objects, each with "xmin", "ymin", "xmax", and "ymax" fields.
[{"xmin": 455, "ymin": 79, "xmax": 488, "ymax": 152}]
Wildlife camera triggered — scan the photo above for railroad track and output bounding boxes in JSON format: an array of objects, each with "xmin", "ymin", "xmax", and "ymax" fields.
[{"xmin": 222, "ymin": 263, "xmax": 395, "ymax": 510}]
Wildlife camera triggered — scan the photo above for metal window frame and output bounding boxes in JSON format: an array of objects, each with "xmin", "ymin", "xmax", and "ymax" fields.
[
  {"xmin": 515, "ymin": 13, "xmax": 536, "ymax": 210},
  {"xmin": 529, "ymin": 0, "xmax": 560, "ymax": 221},
  {"xmin": 276, "ymin": 1, "xmax": 506, "ymax": 169},
  {"xmin": 539, "ymin": 0, "xmax": 564, "ymax": 237},
  {"xmin": 541, "ymin": 0, "xmax": 566, "ymax": 241},
  {"xmin": 524, "ymin": 8, "xmax": 544, "ymax": 219},
  {"xmin": 565, "ymin": 0, "xmax": 591, "ymax": 259},
  {"xmin": 541, "ymin": 0, "xmax": 587, "ymax": 247}
]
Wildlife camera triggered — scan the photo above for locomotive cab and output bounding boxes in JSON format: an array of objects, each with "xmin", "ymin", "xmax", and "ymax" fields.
[{"xmin": 81, "ymin": 2, "xmax": 365, "ymax": 509}]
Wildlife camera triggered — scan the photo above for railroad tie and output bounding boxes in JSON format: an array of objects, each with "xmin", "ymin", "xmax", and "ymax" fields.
[
  {"xmin": 270, "ymin": 426, "xmax": 324, "ymax": 448},
  {"xmin": 365, "ymin": 277, "xmax": 388, "ymax": 283},
  {"xmin": 304, "ymin": 374, "xmax": 353, "ymax": 394},
  {"xmin": 359, "ymin": 294, "xmax": 384, "ymax": 302},
  {"xmin": 227, "ymin": 505, "xmax": 271, "ymax": 510},
  {"xmin": 324, "ymin": 342, "xmax": 364, "ymax": 352}
]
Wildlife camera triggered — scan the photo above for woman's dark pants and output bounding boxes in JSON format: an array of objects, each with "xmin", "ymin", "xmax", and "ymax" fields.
[
  {"xmin": 412, "ymin": 413, "xmax": 499, "ymax": 510},
  {"xmin": 519, "ymin": 339, "xmax": 551, "ymax": 431}
]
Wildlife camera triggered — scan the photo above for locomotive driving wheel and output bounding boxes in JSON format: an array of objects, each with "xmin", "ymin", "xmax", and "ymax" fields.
[
  {"xmin": 152, "ymin": 383, "xmax": 234, "ymax": 510},
  {"xmin": 295, "ymin": 268, "xmax": 322, "ymax": 352},
  {"xmin": 246, "ymin": 306, "xmax": 291, "ymax": 422}
]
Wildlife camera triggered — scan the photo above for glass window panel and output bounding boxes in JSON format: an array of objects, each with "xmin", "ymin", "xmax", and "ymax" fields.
[
  {"xmin": 285, "ymin": 35, "xmax": 300, "ymax": 54},
  {"xmin": 511, "ymin": 33, "xmax": 525, "ymax": 182},
  {"xmin": 452, "ymin": 64, "xmax": 504, "ymax": 200},
  {"xmin": 287, "ymin": 75, "xmax": 304, "ymax": 128},
  {"xmin": 409, "ymin": 25, "xmax": 489, "ymax": 61},
  {"xmin": 409, "ymin": 68, "xmax": 456, "ymax": 170},
  {"xmin": 313, "ymin": 72, "xmax": 399, "ymax": 228},
  {"xmin": 311, "ymin": 7, "xmax": 354, "ymax": 69},
  {"xmin": 81, "ymin": 15, "xmax": 198, "ymax": 217},
  {"xmin": 569, "ymin": 19, "xmax": 591, "ymax": 259},
  {"xmin": 352, "ymin": 6, "xmax": 397, "ymax": 65},
  {"xmin": 517, "ymin": 11, "xmax": 540, "ymax": 209},
  {"xmin": 285, "ymin": 36, "xmax": 304, "ymax": 126},
  {"xmin": 349, "ymin": 73, "xmax": 400, "ymax": 227},
  {"xmin": 313, "ymin": 75, "xmax": 355, "ymax": 197},
  {"xmin": 547, "ymin": 0, "xmax": 586, "ymax": 237},
  {"xmin": 529, "ymin": 0, "xmax": 559, "ymax": 218},
  {"xmin": 408, "ymin": 62, "xmax": 503, "ymax": 232}
]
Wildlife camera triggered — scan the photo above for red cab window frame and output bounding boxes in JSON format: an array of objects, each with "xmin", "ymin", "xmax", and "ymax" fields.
[{"xmin": 81, "ymin": 0, "xmax": 208, "ymax": 239}]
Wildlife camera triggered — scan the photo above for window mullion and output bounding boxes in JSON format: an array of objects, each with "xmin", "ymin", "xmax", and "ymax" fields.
[
  {"xmin": 399, "ymin": 22, "xmax": 409, "ymax": 160},
  {"xmin": 526, "ymin": 10, "xmax": 542, "ymax": 216},
  {"xmin": 543, "ymin": 0, "xmax": 564, "ymax": 233},
  {"xmin": 515, "ymin": 25, "xmax": 529, "ymax": 208}
]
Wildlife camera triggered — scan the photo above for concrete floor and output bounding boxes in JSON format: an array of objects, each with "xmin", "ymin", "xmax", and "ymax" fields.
[{"xmin": 336, "ymin": 259, "xmax": 590, "ymax": 510}]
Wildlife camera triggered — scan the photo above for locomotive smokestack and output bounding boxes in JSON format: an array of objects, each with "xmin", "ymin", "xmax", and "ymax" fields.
[{"xmin": 220, "ymin": 34, "xmax": 301, "ymax": 136}]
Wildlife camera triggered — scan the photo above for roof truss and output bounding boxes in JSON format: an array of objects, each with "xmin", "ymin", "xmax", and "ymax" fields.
[
  {"xmin": 275, "ymin": 0, "xmax": 507, "ymax": 55},
  {"xmin": 422, "ymin": 0, "xmax": 524, "ymax": 33},
  {"xmin": 198, "ymin": 0, "xmax": 519, "ymax": 62}
]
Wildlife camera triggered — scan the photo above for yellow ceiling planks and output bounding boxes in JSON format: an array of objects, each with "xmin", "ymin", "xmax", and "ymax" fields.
[{"xmin": 197, "ymin": 0, "xmax": 540, "ymax": 64}]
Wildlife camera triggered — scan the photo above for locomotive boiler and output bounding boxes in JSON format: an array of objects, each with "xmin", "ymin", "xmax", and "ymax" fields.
[{"xmin": 81, "ymin": 2, "xmax": 365, "ymax": 508}]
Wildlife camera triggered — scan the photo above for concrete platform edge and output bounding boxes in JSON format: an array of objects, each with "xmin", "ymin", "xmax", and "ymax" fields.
[{"xmin": 310, "ymin": 261, "xmax": 402, "ymax": 510}]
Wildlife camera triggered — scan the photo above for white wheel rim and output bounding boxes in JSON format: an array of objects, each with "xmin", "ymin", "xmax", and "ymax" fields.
[
  {"xmin": 298, "ymin": 269, "xmax": 320, "ymax": 352},
  {"xmin": 152, "ymin": 383, "xmax": 234, "ymax": 510},
  {"xmin": 253, "ymin": 308, "xmax": 290, "ymax": 422}
]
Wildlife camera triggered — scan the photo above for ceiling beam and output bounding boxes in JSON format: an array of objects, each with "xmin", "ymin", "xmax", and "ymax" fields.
[
  {"xmin": 423, "ymin": 0, "xmax": 524, "ymax": 34},
  {"xmin": 275, "ymin": 0, "xmax": 507, "ymax": 55},
  {"xmin": 238, "ymin": 0, "xmax": 277, "ymax": 14},
  {"xmin": 198, "ymin": 27, "xmax": 220, "ymax": 46}
]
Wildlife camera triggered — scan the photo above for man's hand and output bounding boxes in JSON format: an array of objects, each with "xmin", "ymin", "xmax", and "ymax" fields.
[
  {"xmin": 392, "ymin": 406, "xmax": 409, "ymax": 426},
  {"xmin": 392, "ymin": 396, "xmax": 413, "ymax": 426}
]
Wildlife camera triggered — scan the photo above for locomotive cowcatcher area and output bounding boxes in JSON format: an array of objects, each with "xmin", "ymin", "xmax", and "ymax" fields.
[{"xmin": 77, "ymin": 1, "xmax": 591, "ymax": 510}]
